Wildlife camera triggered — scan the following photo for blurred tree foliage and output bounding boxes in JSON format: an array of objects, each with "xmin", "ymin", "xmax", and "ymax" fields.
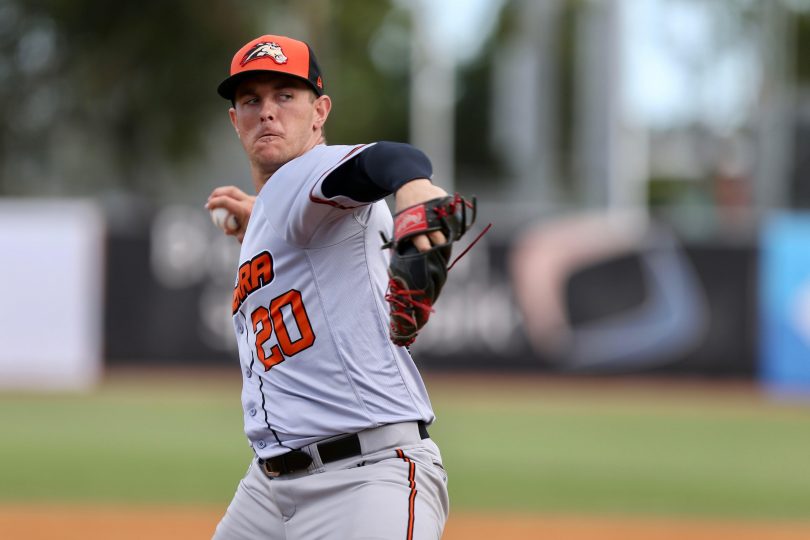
[
  {"xmin": 454, "ymin": 0, "xmax": 578, "ymax": 193},
  {"xmin": 454, "ymin": 31, "xmax": 501, "ymax": 187},
  {"xmin": 315, "ymin": 0, "xmax": 410, "ymax": 145},
  {"xmin": 796, "ymin": 9, "xmax": 810, "ymax": 83},
  {"xmin": 0, "ymin": 0, "xmax": 405, "ymax": 198},
  {"xmin": 0, "ymin": 0, "xmax": 268, "ymax": 196}
]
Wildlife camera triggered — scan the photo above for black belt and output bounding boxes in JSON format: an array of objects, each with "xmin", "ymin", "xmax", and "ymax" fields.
[{"xmin": 260, "ymin": 421, "xmax": 430, "ymax": 477}]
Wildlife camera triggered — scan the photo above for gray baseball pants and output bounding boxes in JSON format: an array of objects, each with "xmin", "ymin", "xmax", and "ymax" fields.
[{"xmin": 213, "ymin": 422, "xmax": 450, "ymax": 539}]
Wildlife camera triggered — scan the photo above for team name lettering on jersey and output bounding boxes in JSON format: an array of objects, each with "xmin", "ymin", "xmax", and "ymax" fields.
[{"xmin": 233, "ymin": 251, "xmax": 275, "ymax": 314}]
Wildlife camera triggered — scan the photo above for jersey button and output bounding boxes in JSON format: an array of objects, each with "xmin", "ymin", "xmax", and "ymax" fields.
[
  {"xmin": 256, "ymin": 440, "xmax": 266, "ymax": 449},
  {"xmin": 245, "ymin": 368, "xmax": 252, "ymax": 378},
  {"xmin": 236, "ymin": 322, "xmax": 245, "ymax": 334},
  {"xmin": 249, "ymin": 408, "xmax": 257, "ymax": 417}
]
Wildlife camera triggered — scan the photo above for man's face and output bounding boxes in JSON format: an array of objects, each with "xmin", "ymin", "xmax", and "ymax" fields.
[{"xmin": 229, "ymin": 73, "xmax": 329, "ymax": 174}]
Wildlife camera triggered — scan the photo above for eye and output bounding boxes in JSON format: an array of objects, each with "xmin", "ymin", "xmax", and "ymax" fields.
[
  {"xmin": 279, "ymin": 92, "xmax": 293, "ymax": 101},
  {"xmin": 241, "ymin": 96, "xmax": 259, "ymax": 106}
]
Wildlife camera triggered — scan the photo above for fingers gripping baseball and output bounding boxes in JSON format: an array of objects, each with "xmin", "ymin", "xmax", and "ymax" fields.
[{"xmin": 206, "ymin": 186, "xmax": 255, "ymax": 243}]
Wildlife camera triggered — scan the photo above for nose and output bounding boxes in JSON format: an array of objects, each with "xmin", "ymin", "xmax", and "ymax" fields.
[{"xmin": 259, "ymin": 98, "xmax": 275, "ymax": 122}]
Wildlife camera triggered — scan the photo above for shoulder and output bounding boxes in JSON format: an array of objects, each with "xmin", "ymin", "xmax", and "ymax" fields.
[
  {"xmin": 299, "ymin": 144, "xmax": 375, "ymax": 168},
  {"xmin": 261, "ymin": 145, "xmax": 366, "ymax": 193},
  {"xmin": 290, "ymin": 143, "xmax": 382, "ymax": 184}
]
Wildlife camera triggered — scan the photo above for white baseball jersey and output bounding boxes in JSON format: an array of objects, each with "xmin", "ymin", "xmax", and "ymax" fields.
[{"xmin": 232, "ymin": 143, "xmax": 436, "ymax": 459}]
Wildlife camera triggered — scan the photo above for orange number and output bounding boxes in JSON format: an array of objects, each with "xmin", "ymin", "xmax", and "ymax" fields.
[
  {"xmin": 252, "ymin": 306, "xmax": 284, "ymax": 370},
  {"xmin": 270, "ymin": 290, "xmax": 316, "ymax": 356},
  {"xmin": 252, "ymin": 289, "xmax": 316, "ymax": 371}
]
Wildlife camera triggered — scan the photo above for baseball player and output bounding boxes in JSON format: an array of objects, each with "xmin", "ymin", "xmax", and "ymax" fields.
[{"xmin": 206, "ymin": 34, "xmax": 454, "ymax": 539}]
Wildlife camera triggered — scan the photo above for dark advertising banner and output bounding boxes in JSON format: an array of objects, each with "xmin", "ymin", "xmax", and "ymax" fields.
[
  {"xmin": 106, "ymin": 208, "xmax": 758, "ymax": 377},
  {"xmin": 412, "ymin": 213, "xmax": 757, "ymax": 376},
  {"xmin": 106, "ymin": 206, "xmax": 240, "ymax": 365}
]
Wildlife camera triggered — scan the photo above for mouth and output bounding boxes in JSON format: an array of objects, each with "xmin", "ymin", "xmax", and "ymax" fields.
[{"xmin": 257, "ymin": 132, "xmax": 280, "ymax": 142}]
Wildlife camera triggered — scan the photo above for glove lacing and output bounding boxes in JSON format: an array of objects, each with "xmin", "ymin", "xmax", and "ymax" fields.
[{"xmin": 385, "ymin": 279, "xmax": 433, "ymax": 346}]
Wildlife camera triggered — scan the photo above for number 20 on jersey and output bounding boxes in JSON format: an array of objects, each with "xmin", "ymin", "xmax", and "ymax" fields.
[
  {"xmin": 251, "ymin": 289, "xmax": 315, "ymax": 370},
  {"xmin": 233, "ymin": 251, "xmax": 316, "ymax": 371}
]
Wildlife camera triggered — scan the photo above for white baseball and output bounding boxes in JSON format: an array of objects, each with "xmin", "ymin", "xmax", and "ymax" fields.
[{"xmin": 210, "ymin": 207, "xmax": 239, "ymax": 231}]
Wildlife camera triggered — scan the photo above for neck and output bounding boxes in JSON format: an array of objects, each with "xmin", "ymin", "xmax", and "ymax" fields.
[{"xmin": 251, "ymin": 163, "xmax": 278, "ymax": 193}]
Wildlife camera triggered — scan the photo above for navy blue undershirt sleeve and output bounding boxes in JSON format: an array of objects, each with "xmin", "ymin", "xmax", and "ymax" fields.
[{"xmin": 321, "ymin": 141, "xmax": 433, "ymax": 202}]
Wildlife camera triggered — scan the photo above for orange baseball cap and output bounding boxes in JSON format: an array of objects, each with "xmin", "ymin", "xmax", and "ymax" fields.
[{"xmin": 217, "ymin": 34, "xmax": 325, "ymax": 100}]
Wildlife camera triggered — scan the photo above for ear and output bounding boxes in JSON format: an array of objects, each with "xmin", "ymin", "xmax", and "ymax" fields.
[
  {"xmin": 228, "ymin": 107, "xmax": 241, "ymax": 138},
  {"xmin": 312, "ymin": 95, "xmax": 332, "ymax": 131}
]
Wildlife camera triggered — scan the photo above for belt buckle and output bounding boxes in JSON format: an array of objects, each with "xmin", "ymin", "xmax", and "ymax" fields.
[
  {"xmin": 261, "ymin": 450, "xmax": 313, "ymax": 478},
  {"xmin": 261, "ymin": 460, "xmax": 282, "ymax": 478}
]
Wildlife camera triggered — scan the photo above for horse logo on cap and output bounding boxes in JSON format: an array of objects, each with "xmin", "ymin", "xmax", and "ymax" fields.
[{"xmin": 241, "ymin": 42, "xmax": 288, "ymax": 66}]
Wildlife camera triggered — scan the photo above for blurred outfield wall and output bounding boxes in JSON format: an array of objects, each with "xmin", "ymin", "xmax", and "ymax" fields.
[
  {"xmin": 3, "ymin": 197, "xmax": 810, "ymax": 393},
  {"xmin": 101, "ymin": 204, "xmax": 760, "ymax": 379}
]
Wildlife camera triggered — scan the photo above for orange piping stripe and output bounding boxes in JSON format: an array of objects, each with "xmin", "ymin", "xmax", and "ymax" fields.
[{"xmin": 396, "ymin": 448, "xmax": 417, "ymax": 540}]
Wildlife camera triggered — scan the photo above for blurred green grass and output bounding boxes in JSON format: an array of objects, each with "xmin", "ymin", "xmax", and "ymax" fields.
[
  {"xmin": 1, "ymin": 371, "xmax": 809, "ymax": 520},
  {"xmin": 430, "ymin": 376, "xmax": 810, "ymax": 519}
]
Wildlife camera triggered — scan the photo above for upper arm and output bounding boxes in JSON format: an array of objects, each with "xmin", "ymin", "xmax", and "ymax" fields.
[{"xmin": 320, "ymin": 142, "xmax": 433, "ymax": 203}]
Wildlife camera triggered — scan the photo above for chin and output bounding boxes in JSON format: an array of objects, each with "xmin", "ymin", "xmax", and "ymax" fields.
[
  {"xmin": 252, "ymin": 144, "xmax": 284, "ymax": 161},
  {"xmin": 253, "ymin": 152, "xmax": 286, "ymax": 171}
]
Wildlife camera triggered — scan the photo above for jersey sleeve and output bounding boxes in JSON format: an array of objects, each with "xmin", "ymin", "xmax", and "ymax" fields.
[
  {"xmin": 318, "ymin": 141, "xmax": 434, "ymax": 203},
  {"xmin": 308, "ymin": 144, "xmax": 377, "ymax": 209},
  {"xmin": 256, "ymin": 144, "xmax": 376, "ymax": 248},
  {"xmin": 257, "ymin": 143, "xmax": 433, "ymax": 248}
]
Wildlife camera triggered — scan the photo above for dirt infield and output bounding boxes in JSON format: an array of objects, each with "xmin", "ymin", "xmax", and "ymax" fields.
[{"xmin": 2, "ymin": 505, "xmax": 810, "ymax": 540}]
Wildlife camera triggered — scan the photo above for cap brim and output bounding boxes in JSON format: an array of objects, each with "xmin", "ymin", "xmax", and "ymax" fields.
[{"xmin": 217, "ymin": 70, "xmax": 323, "ymax": 100}]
